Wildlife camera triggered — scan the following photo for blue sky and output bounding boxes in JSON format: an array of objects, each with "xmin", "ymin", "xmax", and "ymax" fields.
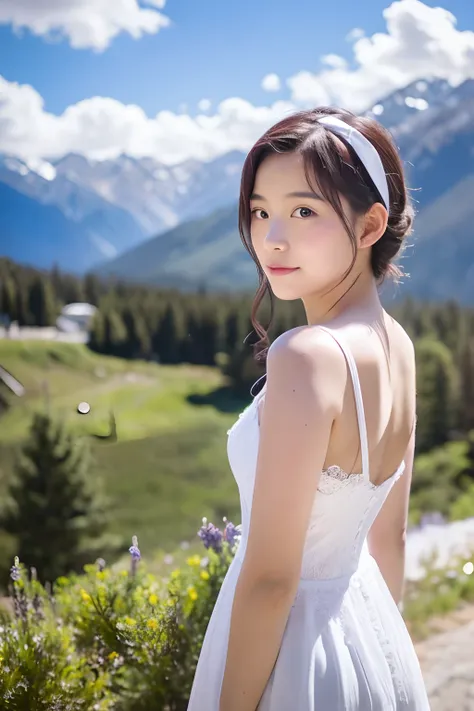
[
  {"xmin": 0, "ymin": 0, "xmax": 473, "ymax": 164},
  {"xmin": 1, "ymin": 0, "xmax": 472, "ymax": 116}
]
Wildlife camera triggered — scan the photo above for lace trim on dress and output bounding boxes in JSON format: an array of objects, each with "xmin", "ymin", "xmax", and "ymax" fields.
[{"xmin": 317, "ymin": 464, "xmax": 405, "ymax": 494}]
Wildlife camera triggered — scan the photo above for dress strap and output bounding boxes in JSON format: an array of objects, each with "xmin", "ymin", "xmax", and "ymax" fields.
[
  {"xmin": 318, "ymin": 327, "xmax": 370, "ymax": 483},
  {"xmin": 250, "ymin": 373, "xmax": 267, "ymax": 399}
]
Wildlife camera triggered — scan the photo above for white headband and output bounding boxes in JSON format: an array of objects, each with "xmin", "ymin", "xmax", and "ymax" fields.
[{"xmin": 317, "ymin": 115, "xmax": 390, "ymax": 213}]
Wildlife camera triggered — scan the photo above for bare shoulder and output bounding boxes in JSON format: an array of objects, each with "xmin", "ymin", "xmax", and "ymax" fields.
[
  {"xmin": 266, "ymin": 325, "xmax": 347, "ymax": 411},
  {"xmin": 268, "ymin": 324, "xmax": 345, "ymax": 367},
  {"xmin": 385, "ymin": 314, "xmax": 416, "ymax": 369}
]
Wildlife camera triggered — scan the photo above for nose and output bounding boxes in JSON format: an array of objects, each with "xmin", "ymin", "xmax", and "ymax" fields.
[{"xmin": 264, "ymin": 221, "xmax": 289, "ymax": 251}]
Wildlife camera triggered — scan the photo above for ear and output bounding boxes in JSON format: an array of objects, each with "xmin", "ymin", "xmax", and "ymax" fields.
[{"xmin": 358, "ymin": 203, "xmax": 388, "ymax": 249}]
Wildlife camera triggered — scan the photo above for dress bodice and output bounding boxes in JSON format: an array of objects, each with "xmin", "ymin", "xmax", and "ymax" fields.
[{"xmin": 227, "ymin": 326, "xmax": 405, "ymax": 581}]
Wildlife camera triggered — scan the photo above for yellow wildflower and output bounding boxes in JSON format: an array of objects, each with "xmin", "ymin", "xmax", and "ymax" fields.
[
  {"xmin": 124, "ymin": 617, "xmax": 136, "ymax": 626},
  {"xmin": 188, "ymin": 586, "xmax": 198, "ymax": 601},
  {"xmin": 200, "ymin": 571, "xmax": 210, "ymax": 581},
  {"xmin": 80, "ymin": 589, "xmax": 91, "ymax": 603},
  {"xmin": 108, "ymin": 651, "xmax": 119, "ymax": 661},
  {"xmin": 147, "ymin": 619, "xmax": 158, "ymax": 630},
  {"xmin": 120, "ymin": 570, "xmax": 129, "ymax": 577},
  {"xmin": 149, "ymin": 593, "xmax": 158, "ymax": 606},
  {"xmin": 186, "ymin": 555, "xmax": 201, "ymax": 567}
]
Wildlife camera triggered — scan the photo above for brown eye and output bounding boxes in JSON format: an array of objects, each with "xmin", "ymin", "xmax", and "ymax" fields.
[
  {"xmin": 292, "ymin": 207, "xmax": 315, "ymax": 218},
  {"xmin": 251, "ymin": 208, "xmax": 269, "ymax": 219}
]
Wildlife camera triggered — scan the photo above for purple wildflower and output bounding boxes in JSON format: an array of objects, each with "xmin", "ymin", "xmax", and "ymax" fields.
[
  {"xmin": 420, "ymin": 512, "xmax": 446, "ymax": 528},
  {"xmin": 10, "ymin": 556, "xmax": 21, "ymax": 582},
  {"xmin": 129, "ymin": 535, "xmax": 141, "ymax": 576},
  {"xmin": 198, "ymin": 517, "xmax": 223, "ymax": 553},
  {"xmin": 129, "ymin": 535, "xmax": 141, "ymax": 560},
  {"xmin": 223, "ymin": 518, "xmax": 241, "ymax": 548},
  {"xmin": 96, "ymin": 558, "xmax": 106, "ymax": 572}
]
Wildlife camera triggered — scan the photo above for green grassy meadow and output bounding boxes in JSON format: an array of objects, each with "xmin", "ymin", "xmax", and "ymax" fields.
[{"xmin": 0, "ymin": 340, "xmax": 248, "ymax": 557}]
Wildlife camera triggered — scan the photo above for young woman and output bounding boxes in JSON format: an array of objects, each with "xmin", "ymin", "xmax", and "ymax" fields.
[{"xmin": 187, "ymin": 107, "xmax": 431, "ymax": 710}]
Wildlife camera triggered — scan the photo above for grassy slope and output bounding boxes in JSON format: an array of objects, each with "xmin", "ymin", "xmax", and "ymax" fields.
[{"xmin": 0, "ymin": 341, "xmax": 247, "ymax": 555}]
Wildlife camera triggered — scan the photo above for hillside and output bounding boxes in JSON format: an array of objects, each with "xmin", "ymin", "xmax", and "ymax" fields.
[
  {"xmin": 0, "ymin": 341, "xmax": 245, "ymax": 553},
  {"xmin": 97, "ymin": 204, "xmax": 256, "ymax": 290},
  {"xmin": 0, "ymin": 174, "xmax": 146, "ymax": 272}
]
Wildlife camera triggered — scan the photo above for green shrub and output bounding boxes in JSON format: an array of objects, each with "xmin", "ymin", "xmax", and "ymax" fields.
[
  {"xmin": 449, "ymin": 479, "xmax": 474, "ymax": 520},
  {"xmin": 0, "ymin": 521, "xmax": 239, "ymax": 711},
  {"xmin": 409, "ymin": 440, "xmax": 470, "ymax": 524},
  {"xmin": 403, "ymin": 547, "xmax": 474, "ymax": 640},
  {"xmin": 0, "ymin": 559, "xmax": 111, "ymax": 710}
]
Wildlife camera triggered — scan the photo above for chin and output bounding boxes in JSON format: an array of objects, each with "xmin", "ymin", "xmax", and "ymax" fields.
[{"xmin": 268, "ymin": 282, "xmax": 304, "ymax": 301}]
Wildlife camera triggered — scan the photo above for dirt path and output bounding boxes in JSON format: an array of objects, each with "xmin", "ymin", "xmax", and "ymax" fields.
[{"xmin": 416, "ymin": 605, "xmax": 474, "ymax": 710}]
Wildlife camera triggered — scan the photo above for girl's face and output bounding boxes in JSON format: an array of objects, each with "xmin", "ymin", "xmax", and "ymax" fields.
[{"xmin": 250, "ymin": 151, "xmax": 362, "ymax": 302}]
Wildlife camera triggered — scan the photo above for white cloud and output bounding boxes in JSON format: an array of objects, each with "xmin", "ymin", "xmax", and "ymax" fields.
[
  {"xmin": 288, "ymin": 0, "xmax": 474, "ymax": 112},
  {"xmin": 1, "ymin": 0, "xmax": 474, "ymax": 164},
  {"xmin": 0, "ymin": 0, "xmax": 170, "ymax": 51},
  {"xmin": 197, "ymin": 99, "xmax": 211, "ymax": 112},
  {"xmin": 346, "ymin": 28, "xmax": 365, "ymax": 42},
  {"xmin": 321, "ymin": 54, "xmax": 348, "ymax": 70},
  {"xmin": 0, "ymin": 75, "xmax": 295, "ymax": 164},
  {"xmin": 286, "ymin": 71, "xmax": 330, "ymax": 106},
  {"xmin": 261, "ymin": 73, "xmax": 281, "ymax": 92}
]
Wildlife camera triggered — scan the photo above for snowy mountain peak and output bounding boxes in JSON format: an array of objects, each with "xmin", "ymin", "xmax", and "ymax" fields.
[{"xmin": 1, "ymin": 155, "xmax": 57, "ymax": 182}]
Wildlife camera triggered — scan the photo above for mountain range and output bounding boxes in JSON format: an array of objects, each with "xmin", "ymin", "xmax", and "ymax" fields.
[
  {"xmin": 0, "ymin": 149, "xmax": 244, "ymax": 272},
  {"xmin": 1, "ymin": 78, "xmax": 474, "ymax": 302}
]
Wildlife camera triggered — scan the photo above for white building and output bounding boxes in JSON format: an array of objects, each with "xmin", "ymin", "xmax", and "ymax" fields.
[{"xmin": 56, "ymin": 302, "xmax": 98, "ymax": 333}]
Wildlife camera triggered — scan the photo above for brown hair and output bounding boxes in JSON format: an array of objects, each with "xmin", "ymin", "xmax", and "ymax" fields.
[{"xmin": 238, "ymin": 106, "xmax": 414, "ymax": 358}]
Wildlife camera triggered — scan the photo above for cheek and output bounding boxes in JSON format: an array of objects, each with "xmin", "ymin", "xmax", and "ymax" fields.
[
  {"xmin": 299, "ymin": 224, "xmax": 354, "ymax": 277},
  {"xmin": 249, "ymin": 225, "xmax": 265, "ymax": 257},
  {"xmin": 305, "ymin": 222, "xmax": 352, "ymax": 255}
]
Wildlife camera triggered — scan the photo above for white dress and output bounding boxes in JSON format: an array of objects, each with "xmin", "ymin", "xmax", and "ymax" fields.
[{"xmin": 187, "ymin": 326, "xmax": 431, "ymax": 711}]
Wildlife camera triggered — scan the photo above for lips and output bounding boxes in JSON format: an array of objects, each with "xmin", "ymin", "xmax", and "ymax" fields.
[{"xmin": 267, "ymin": 266, "xmax": 300, "ymax": 276}]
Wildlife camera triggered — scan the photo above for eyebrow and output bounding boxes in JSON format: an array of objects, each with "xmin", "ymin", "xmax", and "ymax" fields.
[{"xmin": 250, "ymin": 190, "xmax": 324, "ymax": 201}]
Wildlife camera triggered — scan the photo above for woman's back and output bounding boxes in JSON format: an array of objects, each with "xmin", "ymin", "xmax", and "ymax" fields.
[
  {"xmin": 321, "ymin": 312, "xmax": 416, "ymax": 487},
  {"xmin": 246, "ymin": 317, "xmax": 413, "ymax": 582}
]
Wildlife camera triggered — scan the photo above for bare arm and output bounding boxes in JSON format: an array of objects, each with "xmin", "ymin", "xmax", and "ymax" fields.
[
  {"xmin": 367, "ymin": 421, "xmax": 416, "ymax": 606},
  {"xmin": 218, "ymin": 328, "xmax": 344, "ymax": 711}
]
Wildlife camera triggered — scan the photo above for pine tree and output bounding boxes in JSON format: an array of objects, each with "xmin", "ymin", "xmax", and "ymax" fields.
[
  {"xmin": 199, "ymin": 310, "xmax": 219, "ymax": 365},
  {"xmin": 84, "ymin": 273, "xmax": 102, "ymax": 305},
  {"xmin": 123, "ymin": 307, "xmax": 152, "ymax": 359},
  {"xmin": 0, "ymin": 412, "xmax": 120, "ymax": 583},
  {"xmin": 155, "ymin": 304, "xmax": 180, "ymax": 363},
  {"xmin": 104, "ymin": 309, "xmax": 128, "ymax": 356},
  {"xmin": 459, "ymin": 337, "xmax": 474, "ymax": 433},
  {"xmin": 15, "ymin": 278, "xmax": 32, "ymax": 326},
  {"xmin": 89, "ymin": 310, "xmax": 106, "ymax": 352},
  {"xmin": 28, "ymin": 276, "xmax": 57, "ymax": 327},
  {"xmin": 415, "ymin": 337, "xmax": 459, "ymax": 452},
  {"xmin": 224, "ymin": 311, "xmax": 240, "ymax": 354},
  {"xmin": 0, "ymin": 276, "xmax": 17, "ymax": 323}
]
